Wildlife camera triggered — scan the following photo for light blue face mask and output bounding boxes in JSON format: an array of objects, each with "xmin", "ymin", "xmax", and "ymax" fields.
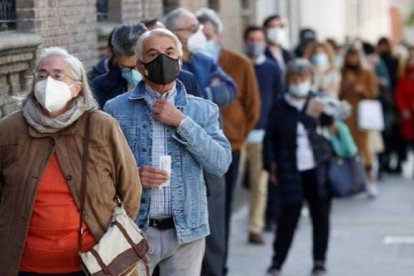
[
  {"xmin": 245, "ymin": 42, "xmax": 266, "ymax": 57},
  {"xmin": 121, "ymin": 68, "xmax": 142, "ymax": 87},
  {"xmin": 289, "ymin": 81, "xmax": 311, "ymax": 97},
  {"xmin": 204, "ymin": 40, "xmax": 221, "ymax": 62},
  {"xmin": 311, "ymin": 53, "xmax": 329, "ymax": 68}
]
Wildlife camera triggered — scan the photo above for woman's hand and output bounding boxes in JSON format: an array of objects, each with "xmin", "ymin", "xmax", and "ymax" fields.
[{"xmin": 139, "ymin": 166, "xmax": 169, "ymax": 189}]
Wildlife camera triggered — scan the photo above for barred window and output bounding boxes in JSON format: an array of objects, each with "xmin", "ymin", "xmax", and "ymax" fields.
[
  {"xmin": 163, "ymin": 0, "xmax": 179, "ymax": 15},
  {"xmin": 208, "ymin": 0, "xmax": 219, "ymax": 10},
  {"xmin": 96, "ymin": 0, "xmax": 108, "ymax": 21},
  {"xmin": 0, "ymin": 0, "xmax": 16, "ymax": 31}
]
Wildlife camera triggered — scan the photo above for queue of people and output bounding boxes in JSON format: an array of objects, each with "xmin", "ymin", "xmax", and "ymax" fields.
[{"xmin": 1, "ymin": 7, "xmax": 413, "ymax": 276}]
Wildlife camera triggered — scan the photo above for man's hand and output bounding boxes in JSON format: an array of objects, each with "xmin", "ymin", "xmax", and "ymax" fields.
[
  {"xmin": 269, "ymin": 163, "xmax": 278, "ymax": 185},
  {"xmin": 210, "ymin": 77, "xmax": 221, "ymax": 86},
  {"xmin": 139, "ymin": 166, "xmax": 169, "ymax": 189},
  {"xmin": 153, "ymin": 99, "xmax": 185, "ymax": 128}
]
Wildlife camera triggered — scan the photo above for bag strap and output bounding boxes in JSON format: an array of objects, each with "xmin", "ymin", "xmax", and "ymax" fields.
[
  {"xmin": 113, "ymin": 221, "xmax": 151, "ymax": 276},
  {"xmin": 78, "ymin": 111, "xmax": 93, "ymax": 253}
]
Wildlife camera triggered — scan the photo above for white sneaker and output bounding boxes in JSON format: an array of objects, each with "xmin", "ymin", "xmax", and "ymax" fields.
[{"xmin": 366, "ymin": 183, "xmax": 379, "ymax": 199}]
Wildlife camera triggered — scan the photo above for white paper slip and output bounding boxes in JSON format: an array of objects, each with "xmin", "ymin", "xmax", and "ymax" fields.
[
  {"xmin": 159, "ymin": 155, "xmax": 171, "ymax": 189},
  {"xmin": 247, "ymin": 130, "xmax": 265, "ymax": 144}
]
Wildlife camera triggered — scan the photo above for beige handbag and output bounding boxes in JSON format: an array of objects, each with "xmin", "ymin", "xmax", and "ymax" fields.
[{"xmin": 78, "ymin": 112, "xmax": 150, "ymax": 276}]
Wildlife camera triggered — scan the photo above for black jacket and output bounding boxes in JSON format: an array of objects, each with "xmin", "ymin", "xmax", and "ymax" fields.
[{"xmin": 264, "ymin": 94, "xmax": 332, "ymax": 205}]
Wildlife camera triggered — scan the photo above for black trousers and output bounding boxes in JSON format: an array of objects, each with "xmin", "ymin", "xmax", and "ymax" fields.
[
  {"xmin": 223, "ymin": 150, "xmax": 241, "ymax": 275},
  {"xmin": 271, "ymin": 169, "xmax": 331, "ymax": 269}
]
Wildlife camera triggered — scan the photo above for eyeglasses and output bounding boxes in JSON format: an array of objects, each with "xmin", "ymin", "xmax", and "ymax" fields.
[
  {"xmin": 174, "ymin": 24, "xmax": 202, "ymax": 34},
  {"xmin": 34, "ymin": 71, "xmax": 78, "ymax": 82}
]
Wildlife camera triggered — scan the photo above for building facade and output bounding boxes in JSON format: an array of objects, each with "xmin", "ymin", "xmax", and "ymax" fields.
[
  {"xmin": 0, "ymin": 0, "xmax": 210, "ymax": 117},
  {"xmin": 1, "ymin": 0, "xmax": 412, "ymax": 117}
]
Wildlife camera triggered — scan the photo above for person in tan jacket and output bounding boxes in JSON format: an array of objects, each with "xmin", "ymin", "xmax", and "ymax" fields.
[
  {"xmin": 197, "ymin": 8, "xmax": 261, "ymax": 274},
  {"xmin": 339, "ymin": 46, "xmax": 379, "ymax": 197},
  {"xmin": 0, "ymin": 47, "xmax": 141, "ymax": 276}
]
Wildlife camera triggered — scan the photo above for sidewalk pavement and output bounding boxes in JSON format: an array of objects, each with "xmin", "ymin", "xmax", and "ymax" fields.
[{"xmin": 227, "ymin": 174, "xmax": 414, "ymax": 276}]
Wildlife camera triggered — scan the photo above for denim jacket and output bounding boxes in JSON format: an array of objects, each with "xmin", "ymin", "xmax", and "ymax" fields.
[{"xmin": 104, "ymin": 80, "xmax": 232, "ymax": 244}]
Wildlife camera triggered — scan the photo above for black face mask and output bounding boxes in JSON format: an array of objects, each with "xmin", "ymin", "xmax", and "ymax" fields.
[{"xmin": 141, "ymin": 54, "xmax": 180, "ymax": 85}]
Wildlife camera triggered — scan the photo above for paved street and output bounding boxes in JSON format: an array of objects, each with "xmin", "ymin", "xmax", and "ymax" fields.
[{"xmin": 227, "ymin": 162, "xmax": 414, "ymax": 276}]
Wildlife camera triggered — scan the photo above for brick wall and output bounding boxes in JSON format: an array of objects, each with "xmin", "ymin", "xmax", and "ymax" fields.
[
  {"xmin": 0, "ymin": 33, "xmax": 42, "ymax": 117},
  {"xmin": 16, "ymin": 0, "xmax": 98, "ymax": 69},
  {"xmin": 97, "ymin": 0, "xmax": 164, "ymax": 58}
]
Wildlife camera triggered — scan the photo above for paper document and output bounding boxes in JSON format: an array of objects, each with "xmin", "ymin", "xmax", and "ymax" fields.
[{"xmin": 159, "ymin": 155, "xmax": 171, "ymax": 189}]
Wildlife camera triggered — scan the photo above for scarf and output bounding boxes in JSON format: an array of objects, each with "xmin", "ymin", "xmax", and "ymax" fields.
[{"xmin": 22, "ymin": 96, "xmax": 97, "ymax": 134}]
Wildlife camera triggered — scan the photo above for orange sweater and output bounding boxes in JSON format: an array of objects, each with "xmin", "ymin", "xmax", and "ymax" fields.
[{"xmin": 20, "ymin": 154, "xmax": 96, "ymax": 273}]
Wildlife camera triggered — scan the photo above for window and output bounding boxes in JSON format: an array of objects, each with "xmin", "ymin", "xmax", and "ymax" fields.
[
  {"xmin": 208, "ymin": 0, "xmax": 219, "ymax": 10},
  {"xmin": 163, "ymin": 0, "xmax": 179, "ymax": 15},
  {"xmin": 96, "ymin": 0, "xmax": 108, "ymax": 21},
  {"xmin": 0, "ymin": 0, "xmax": 16, "ymax": 31}
]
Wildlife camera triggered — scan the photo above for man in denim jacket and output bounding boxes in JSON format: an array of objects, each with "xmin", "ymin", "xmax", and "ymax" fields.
[{"xmin": 104, "ymin": 28, "xmax": 232, "ymax": 276}]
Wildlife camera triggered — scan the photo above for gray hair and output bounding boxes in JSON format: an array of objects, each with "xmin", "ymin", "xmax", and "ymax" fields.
[
  {"xmin": 111, "ymin": 23, "xmax": 148, "ymax": 56},
  {"xmin": 196, "ymin": 8, "xmax": 223, "ymax": 34},
  {"xmin": 286, "ymin": 58, "xmax": 314, "ymax": 79},
  {"xmin": 135, "ymin": 29, "xmax": 183, "ymax": 60},
  {"xmin": 27, "ymin": 47, "xmax": 97, "ymax": 108},
  {"xmin": 164, "ymin": 7, "xmax": 193, "ymax": 31}
]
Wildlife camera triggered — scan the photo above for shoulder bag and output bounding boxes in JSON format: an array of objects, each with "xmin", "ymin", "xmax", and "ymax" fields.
[{"xmin": 78, "ymin": 112, "xmax": 150, "ymax": 276}]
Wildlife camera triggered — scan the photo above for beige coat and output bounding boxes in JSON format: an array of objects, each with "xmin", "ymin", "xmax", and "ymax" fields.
[{"xmin": 0, "ymin": 110, "xmax": 141, "ymax": 275}]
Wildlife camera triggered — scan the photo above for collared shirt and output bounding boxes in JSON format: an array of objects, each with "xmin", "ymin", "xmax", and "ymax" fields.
[
  {"xmin": 284, "ymin": 94, "xmax": 316, "ymax": 171},
  {"xmin": 254, "ymin": 54, "xmax": 267, "ymax": 66},
  {"xmin": 144, "ymin": 84, "xmax": 176, "ymax": 219}
]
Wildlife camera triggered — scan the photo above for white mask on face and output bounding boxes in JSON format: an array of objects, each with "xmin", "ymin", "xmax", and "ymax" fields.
[
  {"xmin": 34, "ymin": 76, "xmax": 74, "ymax": 113},
  {"xmin": 187, "ymin": 29, "xmax": 207, "ymax": 53},
  {"xmin": 267, "ymin": 27, "xmax": 287, "ymax": 46},
  {"xmin": 289, "ymin": 81, "xmax": 311, "ymax": 97}
]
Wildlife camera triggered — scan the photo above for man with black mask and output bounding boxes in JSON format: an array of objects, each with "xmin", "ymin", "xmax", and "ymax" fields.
[
  {"xmin": 92, "ymin": 23, "xmax": 202, "ymax": 109},
  {"xmin": 104, "ymin": 28, "xmax": 232, "ymax": 276}
]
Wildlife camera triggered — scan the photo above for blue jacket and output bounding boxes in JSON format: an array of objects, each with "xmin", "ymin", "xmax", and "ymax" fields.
[
  {"xmin": 182, "ymin": 52, "xmax": 237, "ymax": 107},
  {"xmin": 103, "ymin": 80, "xmax": 232, "ymax": 244},
  {"xmin": 254, "ymin": 58, "xmax": 284, "ymax": 129},
  {"xmin": 92, "ymin": 66, "xmax": 202, "ymax": 109}
]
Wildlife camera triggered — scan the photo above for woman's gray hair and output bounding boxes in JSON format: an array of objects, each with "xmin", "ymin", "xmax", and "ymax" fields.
[
  {"xmin": 135, "ymin": 29, "xmax": 183, "ymax": 60},
  {"xmin": 27, "ymin": 47, "xmax": 97, "ymax": 108},
  {"xmin": 285, "ymin": 58, "xmax": 314, "ymax": 80},
  {"xmin": 164, "ymin": 7, "xmax": 193, "ymax": 31},
  {"xmin": 111, "ymin": 23, "xmax": 148, "ymax": 56},
  {"xmin": 196, "ymin": 8, "xmax": 224, "ymax": 34}
]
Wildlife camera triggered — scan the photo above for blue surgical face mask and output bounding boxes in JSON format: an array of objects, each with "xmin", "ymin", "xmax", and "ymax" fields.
[
  {"xmin": 311, "ymin": 53, "xmax": 329, "ymax": 68},
  {"xmin": 204, "ymin": 40, "xmax": 221, "ymax": 62},
  {"xmin": 121, "ymin": 68, "xmax": 142, "ymax": 87},
  {"xmin": 289, "ymin": 81, "xmax": 311, "ymax": 97},
  {"xmin": 245, "ymin": 42, "xmax": 266, "ymax": 57}
]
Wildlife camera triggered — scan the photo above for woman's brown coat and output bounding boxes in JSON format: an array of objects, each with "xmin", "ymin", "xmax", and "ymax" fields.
[
  {"xmin": 0, "ymin": 111, "xmax": 141, "ymax": 275},
  {"xmin": 339, "ymin": 69, "xmax": 378, "ymax": 168}
]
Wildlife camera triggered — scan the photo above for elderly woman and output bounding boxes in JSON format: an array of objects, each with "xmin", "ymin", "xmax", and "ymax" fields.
[
  {"xmin": 304, "ymin": 41, "xmax": 341, "ymax": 98},
  {"xmin": 265, "ymin": 59, "xmax": 333, "ymax": 276},
  {"xmin": 0, "ymin": 47, "xmax": 141, "ymax": 275}
]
